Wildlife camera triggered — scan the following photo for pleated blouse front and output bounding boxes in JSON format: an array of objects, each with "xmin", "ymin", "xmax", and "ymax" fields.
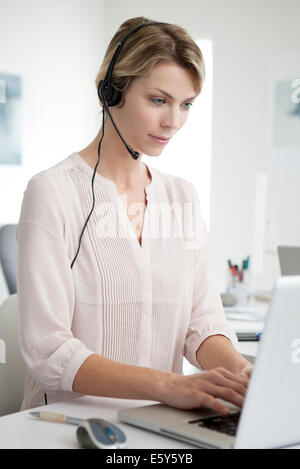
[{"xmin": 17, "ymin": 152, "xmax": 238, "ymax": 410}]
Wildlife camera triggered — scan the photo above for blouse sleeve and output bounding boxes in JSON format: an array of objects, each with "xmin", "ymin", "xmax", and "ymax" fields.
[
  {"xmin": 183, "ymin": 183, "xmax": 238, "ymax": 369},
  {"xmin": 17, "ymin": 173, "xmax": 94, "ymax": 393}
]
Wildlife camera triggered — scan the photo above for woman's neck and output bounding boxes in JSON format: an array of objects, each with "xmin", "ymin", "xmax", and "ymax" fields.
[{"xmin": 77, "ymin": 127, "xmax": 151, "ymax": 191}]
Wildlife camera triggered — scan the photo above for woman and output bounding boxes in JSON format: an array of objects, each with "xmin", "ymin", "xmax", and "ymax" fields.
[{"xmin": 17, "ymin": 16, "xmax": 253, "ymax": 414}]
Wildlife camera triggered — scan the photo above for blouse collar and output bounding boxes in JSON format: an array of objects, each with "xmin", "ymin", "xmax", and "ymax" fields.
[{"xmin": 72, "ymin": 152, "xmax": 157, "ymax": 194}]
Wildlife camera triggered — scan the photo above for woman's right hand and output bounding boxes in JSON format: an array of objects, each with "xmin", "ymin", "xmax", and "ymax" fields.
[{"xmin": 160, "ymin": 367, "xmax": 249, "ymax": 415}]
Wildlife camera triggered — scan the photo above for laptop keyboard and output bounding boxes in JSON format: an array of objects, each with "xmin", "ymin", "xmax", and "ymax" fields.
[{"xmin": 188, "ymin": 412, "xmax": 241, "ymax": 437}]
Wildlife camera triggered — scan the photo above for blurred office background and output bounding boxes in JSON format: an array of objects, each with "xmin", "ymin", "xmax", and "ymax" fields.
[{"xmin": 0, "ymin": 0, "xmax": 300, "ymax": 304}]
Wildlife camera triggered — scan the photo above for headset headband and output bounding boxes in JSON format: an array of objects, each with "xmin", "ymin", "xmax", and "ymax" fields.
[
  {"xmin": 70, "ymin": 21, "xmax": 170, "ymax": 270},
  {"xmin": 99, "ymin": 21, "xmax": 169, "ymax": 105}
]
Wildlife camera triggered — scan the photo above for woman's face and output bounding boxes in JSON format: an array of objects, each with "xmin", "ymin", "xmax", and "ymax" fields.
[{"xmin": 109, "ymin": 62, "xmax": 198, "ymax": 156}]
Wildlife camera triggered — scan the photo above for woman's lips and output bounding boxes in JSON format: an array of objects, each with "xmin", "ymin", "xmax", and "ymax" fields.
[{"xmin": 149, "ymin": 134, "xmax": 170, "ymax": 145}]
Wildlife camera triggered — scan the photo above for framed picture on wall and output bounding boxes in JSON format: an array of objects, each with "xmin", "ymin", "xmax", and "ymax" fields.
[
  {"xmin": 267, "ymin": 52, "xmax": 300, "ymax": 174},
  {"xmin": 0, "ymin": 69, "xmax": 22, "ymax": 165}
]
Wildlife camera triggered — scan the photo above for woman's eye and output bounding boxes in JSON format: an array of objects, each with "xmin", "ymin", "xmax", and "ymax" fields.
[
  {"xmin": 182, "ymin": 102, "xmax": 193, "ymax": 110},
  {"xmin": 151, "ymin": 98, "xmax": 193, "ymax": 111},
  {"xmin": 151, "ymin": 98, "xmax": 165, "ymax": 106}
]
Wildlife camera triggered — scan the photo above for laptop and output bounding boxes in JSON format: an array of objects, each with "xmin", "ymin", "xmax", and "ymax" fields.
[
  {"xmin": 277, "ymin": 245, "xmax": 300, "ymax": 275},
  {"xmin": 118, "ymin": 276, "xmax": 300, "ymax": 449}
]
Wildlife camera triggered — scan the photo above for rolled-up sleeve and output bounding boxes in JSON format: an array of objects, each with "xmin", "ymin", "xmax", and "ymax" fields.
[
  {"xmin": 183, "ymin": 184, "xmax": 238, "ymax": 369},
  {"xmin": 17, "ymin": 173, "xmax": 94, "ymax": 392}
]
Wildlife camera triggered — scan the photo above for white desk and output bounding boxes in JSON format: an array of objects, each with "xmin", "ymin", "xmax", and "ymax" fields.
[
  {"xmin": 0, "ymin": 393, "xmax": 299, "ymax": 449},
  {"xmin": 0, "ymin": 395, "xmax": 195, "ymax": 449}
]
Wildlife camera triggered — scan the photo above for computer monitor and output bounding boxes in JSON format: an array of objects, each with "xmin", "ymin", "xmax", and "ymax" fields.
[{"xmin": 277, "ymin": 245, "xmax": 300, "ymax": 275}]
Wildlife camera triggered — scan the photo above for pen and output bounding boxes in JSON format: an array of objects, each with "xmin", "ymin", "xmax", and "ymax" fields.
[
  {"xmin": 230, "ymin": 266, "xmax": 239, "ymax": 285},
  {"xmin": 29, "ymin": 411, "xmax": 84, "ymax": 426}
]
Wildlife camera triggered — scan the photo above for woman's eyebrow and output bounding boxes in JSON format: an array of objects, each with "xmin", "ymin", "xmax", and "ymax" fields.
[{"xmin": 150, "ymin": 88, "xmax": 197, "ymax": 101}]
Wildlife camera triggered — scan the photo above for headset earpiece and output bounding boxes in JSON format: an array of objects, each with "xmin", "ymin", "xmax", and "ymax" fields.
[
  {"xmin": 98, "ymin": 21, "xmax": 168, "ymax": 108},
  {"xmin": 71, "ymin": 21, "xmax": 169, "ymax": 268},
  {"xmin": 98, "ymin": 80, "xmax": 122, "ymax": 107}
]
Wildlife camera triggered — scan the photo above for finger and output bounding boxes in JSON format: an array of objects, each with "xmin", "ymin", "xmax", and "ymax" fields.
[
  {"xmin": 207, "ymin": 373, "xmax": 248, "ymax": 397},
  {"xmin": 216, "ymin": 368, "xmax": 250, "ymax": 387},
  {"xmin": 204, "ymin": 369, "xmax": 248, "ymax": 394},
  {"xmin": 203, "ymin": 381, "xmax": 245, "ymax": 408},
  {"xmin": 222, "ymin": 367, "xmax": 250, "ymax": 382},
  {"xmin": 201, "ymin": 393, "xmax": 231, "ymax": 415}
]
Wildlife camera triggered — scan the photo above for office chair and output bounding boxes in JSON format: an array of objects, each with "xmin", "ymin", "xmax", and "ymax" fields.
[
  {"xmin": 0, "ymin": 294, "xmax": 27, "ymax": 416},
  {"xmin": 0, "ymin": 224, "xmax": 18, "ymax": 294}
]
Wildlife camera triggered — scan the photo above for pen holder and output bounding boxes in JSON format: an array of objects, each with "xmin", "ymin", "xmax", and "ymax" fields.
[
  {"xmin": 227, "ymin": 281, "xmax": 250, "ymax": 305},
  {"xmin": 226, "ymin": 268, "xmax": 251, "ymax": 305},
  {"xmin": 226, "ymin": 257, "xmax": 251, "ymax": 305}
]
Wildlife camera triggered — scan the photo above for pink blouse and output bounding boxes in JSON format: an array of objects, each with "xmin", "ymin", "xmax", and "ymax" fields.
[{"xmin": 17, "ymin": 152, "xmax": 238, "ymax": 410}]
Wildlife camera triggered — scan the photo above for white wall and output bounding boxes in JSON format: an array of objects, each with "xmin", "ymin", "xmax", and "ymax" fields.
[
  {"xmin": 0, "ymin": 0, "xmax": 106, "ymax": 223},
  {"xmin": 102, "ymin": 0, "xmax": 300, "ymax": 292}
]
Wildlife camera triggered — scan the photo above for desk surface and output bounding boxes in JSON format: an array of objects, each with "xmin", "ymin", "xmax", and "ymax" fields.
[
  {"xmin": 0, "ymin": 395, "xmax": 195, "ymax": 449},
  {"xmin": 0, "ymin": 393, "xmax": 299, "ymax": 449}
]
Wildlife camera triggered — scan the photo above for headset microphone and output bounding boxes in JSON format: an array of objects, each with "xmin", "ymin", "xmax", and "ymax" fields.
[
  {"xmin": 98, "ymin": 87, "xmax": 140, "ymax": 160},
  {"xmin": 70, "ymin": 21, "xmax": 168, "ymax": 269},
  {"xmin": 97, "ymin": 21, "xmax": 168, "ymax": 160}
]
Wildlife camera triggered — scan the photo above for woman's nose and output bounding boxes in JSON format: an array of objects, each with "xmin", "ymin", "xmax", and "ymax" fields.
[{"xmin": 161, "ymin": 107, "xmax": 181, "ymax": 131}]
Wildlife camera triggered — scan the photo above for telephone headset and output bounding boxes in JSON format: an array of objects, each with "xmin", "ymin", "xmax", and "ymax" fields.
[
  {"xmin": 45, "ymin": 20, "xmax": 169, "ymax": 405},
  {"xmin": 69, "ymin": 20, "xmax": 169, "ymax": 270}
]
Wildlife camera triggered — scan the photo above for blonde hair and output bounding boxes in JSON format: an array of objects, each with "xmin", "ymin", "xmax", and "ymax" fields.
[{"xmin": 95, "ymin": 16, "xmax": 205, "ymax": 115}]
